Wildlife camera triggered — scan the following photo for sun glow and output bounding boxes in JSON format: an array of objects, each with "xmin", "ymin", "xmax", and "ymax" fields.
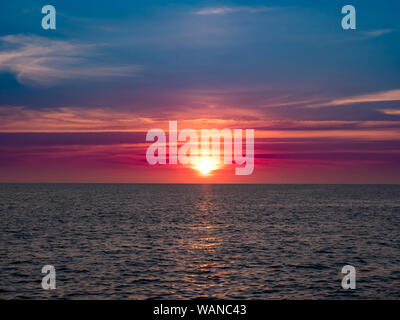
[{"xmin": 198, "ymin": 157, "xmax": 215, "ymax": 175}]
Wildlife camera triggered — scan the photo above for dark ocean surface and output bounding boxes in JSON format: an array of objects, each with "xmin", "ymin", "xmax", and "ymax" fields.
[{"xmin": 1, "ymin": 184, "xmax": 399, "ymax": 299}]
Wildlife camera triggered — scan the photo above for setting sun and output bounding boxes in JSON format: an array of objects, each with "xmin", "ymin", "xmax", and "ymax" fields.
[{"xmin": 198, "ymin": 158, "xmax": 214, "ymax": 175}]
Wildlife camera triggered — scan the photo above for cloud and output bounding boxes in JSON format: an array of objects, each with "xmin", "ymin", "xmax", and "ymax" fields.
[
  {"xmin": 0, "ymin": 34, "xmax": 141, "ymax": 86},
  {"xmin": 194, "ymin": 6, "xmax": 273, "ymax": 15},
  {"xmin": 1, "ymin": 104, "xmax": 399, "ymax": 136},
  {"xmin": 0, "ymin": 106, "xmax": 154, "ymax": 132},
  {"xmin": 311, "ymin": 89, "xmax": 400, "ymax": 108},
  {"xmin": 379, "ymin": 109, "xmax": 400, "ymax": 116},
  {"xmin": 363, "ymin": 29, "xmax": 394, "ymax": 38}
]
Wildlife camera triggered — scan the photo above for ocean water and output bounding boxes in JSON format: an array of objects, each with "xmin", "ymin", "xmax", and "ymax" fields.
[{"xmin": 0, "ymin": 184, "xmax": 399, "ymax": 299}]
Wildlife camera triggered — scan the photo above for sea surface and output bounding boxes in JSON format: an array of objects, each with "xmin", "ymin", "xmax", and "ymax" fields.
[{"xmin": 1, "ymin": 184, "xmax": 399, "ymax": 299}]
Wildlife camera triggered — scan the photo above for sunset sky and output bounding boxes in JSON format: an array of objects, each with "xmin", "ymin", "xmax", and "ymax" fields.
[{"xmin": 0, "ymin": 0, "xmax": 399, "ymax": 183}]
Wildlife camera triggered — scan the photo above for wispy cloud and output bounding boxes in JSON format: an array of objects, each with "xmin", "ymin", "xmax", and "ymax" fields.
[
  {"xmin": 194, "ymin": 6, "xmax": 273, "ymax": 15},
  {"xmin": 379, "ymin": 109, "xmax": 400, "ymax": 116},
  {"xmin": 363, "ymin": 29, "xmax": 394, "ymax": 38},
  {"xmin": 311, "ymin": 89, "xmax": 400, "ymax": 108},
  {"xmin": 0, "ymin": 106, "xmax": 153, "ymax": 132},
  {"xmin": 0, "ymin": 34, "xmax": 141, "ymax": 86}
]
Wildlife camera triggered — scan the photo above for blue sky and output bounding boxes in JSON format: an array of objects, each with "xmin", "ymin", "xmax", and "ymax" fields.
[{"xmin": 1, "ymin": 0, "xmax": 399, "ymax": 116}]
